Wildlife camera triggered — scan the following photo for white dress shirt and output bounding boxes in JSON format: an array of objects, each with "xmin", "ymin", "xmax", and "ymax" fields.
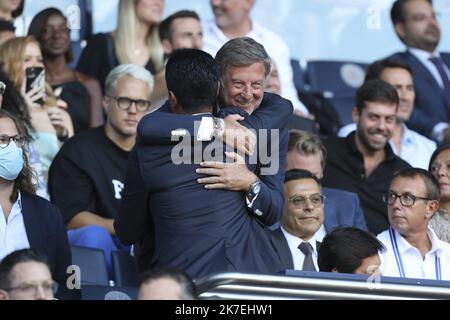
[
  {"xmin": 377, "ymin": 226, "xmax": 450, "ymax": 281},
  {"xmin": 0, "ymin": 192, "xmax": 30, "ymax": 260},
  {"xmin": 281, "ymin": 225, "xmax": 325, "ymax": 271},
  {"xmin": 202, "ymin": 19, "xmax": 309, "ymax": 115},
  {"xmin": 337, "ymin": 124, "xmax": 436, "ymax": 169}
]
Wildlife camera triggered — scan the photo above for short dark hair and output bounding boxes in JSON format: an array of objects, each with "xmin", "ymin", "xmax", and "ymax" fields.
[
  {"xmin": 284, "ymin": 168, "xmax": 321, "ymax": 185},
  {"xmin": 159, "ymin": 10, "xmax": 200, "ymax": 42},
  {"xmin": 391, "ymin": 0, "xmax": 433, "ymax": 25},
  {"xmin": 429, "ymin": 143, "xmax": 450, "ymax": 172},
  {"xmin": 355, "ymin": 79, "xmax": 399, "ymax": 113},
  {"xmin": 27, "ymin": 7, "xmax": 73, "ymax": 63},
  {"xmin": 318, "ymin": 227, "xmax": 385, "ymax": 273},
  {"xmin": 12, "ymin": 0, "xmax": 24, "ymax": 18},
  {"xmin": 139, "ymin": 267, "xmax": 197, "ymax": 300},
  {"xmin": 0, "ymin": 249, "xmax": 50, "ymax": 290},
  {"xmin": 165, "ymin": 48, "xmax": 218, "ymax": 113},
  {"xmin": 365, "ymin": 59, "xmax": 413, "ymax": 82},
  {"xmin": 392, "ymin": 167, "xmax": 440, "ymax": 201}
]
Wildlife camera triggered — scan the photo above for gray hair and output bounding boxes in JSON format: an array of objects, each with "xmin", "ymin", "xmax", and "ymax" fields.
[
  {"xmin": 104, "ymin": 64, "xmax": 154, "ymax": 98},
  {"xmin": 215, "ymin": 37, "xmax": 271, "ymax": 82}
]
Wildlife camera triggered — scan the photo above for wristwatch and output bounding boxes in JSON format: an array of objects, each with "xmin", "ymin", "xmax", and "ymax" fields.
[{"xmin": 247, "ymin": 178, "xmax": 261, "ymax": 201}]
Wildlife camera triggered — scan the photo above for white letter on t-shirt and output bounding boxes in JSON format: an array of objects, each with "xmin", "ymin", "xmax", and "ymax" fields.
[{"xmin": 112, "ymin": 179, "xmax": 124, "ymax": 199}]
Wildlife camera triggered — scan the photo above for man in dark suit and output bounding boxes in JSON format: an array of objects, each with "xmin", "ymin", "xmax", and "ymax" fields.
[
  {"xmin": 270, "ymin": 169, "xmax": 324, "ymax": 271},
  {"xmin": 115, "ymin": 49, "xmax": 284, "ymax": 278},
  {"xmin": 388, "ymin": 0, "xmax": 450, "ymax": 142},
  {"xmin": 285, "ymin": 129, "xmax": 368, "ymax": 232}
]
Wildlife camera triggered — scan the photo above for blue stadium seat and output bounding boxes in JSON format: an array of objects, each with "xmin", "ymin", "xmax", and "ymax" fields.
[
  {"xmin": 71, "ymin": 245, "xmax": 109, "ymax": 286},
  {"xmin": 290, "ymin": 58, "xmax": 305, "ymax": 92},
  {"xmin": 112, "ymin": 251, "xmax": 139, "ymax": 287}
]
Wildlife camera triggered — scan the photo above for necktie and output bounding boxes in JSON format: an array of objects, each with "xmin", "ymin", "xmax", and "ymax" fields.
[
  {"xmin": 429, "ymin": 56, "xmax": 450, "ymax": 108},
  {"xmin": 298, "ymin": 242, "xmax": 317, "ymax": 271}
]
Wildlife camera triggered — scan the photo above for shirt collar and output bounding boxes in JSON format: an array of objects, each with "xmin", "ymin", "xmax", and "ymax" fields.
[
  {"xmin": 280, "ymin": 225, "xmax": 322, "ymax": 254},
  {"xmin": 5, "ymin": 191, "xmax": 22, "ymax": 222},
  {"xmin": 393, "ymin": 226, "xmax": 443, "ymax": 257},
  {"xmin": 408, "ymin": 47, "xmax": 440, "ymax": 60}
]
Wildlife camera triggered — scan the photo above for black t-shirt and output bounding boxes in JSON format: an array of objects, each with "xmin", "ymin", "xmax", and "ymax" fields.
[
  {"xmin": 48, "ymin": 126, "xmax": 130, "ymax": 223},
  {"xmin": 76, "ymin": 33, "xmax": 158, "ymax": 93},
  {"xmin": 322, "ymin": 132, "xmax": 411, "ymax": 234}
]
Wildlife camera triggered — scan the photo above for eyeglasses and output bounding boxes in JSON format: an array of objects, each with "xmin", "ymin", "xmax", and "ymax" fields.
[
  {"xmin": 0, "ymin": 134, "xmax": 27, "ymax": 149},
  {"xmin": 0, "ymin": 81, "xmax": 5, "ymax": 95},
  {"xmin": 4, "ymin": 280, "xmax": 57, "ymax": 296},
  {"xmin": 288, "ymin": 193, "xmax": 325, "ymax": 208},
  {"xmin": 109, "ymin": 96, "xmax": 151, "ymax": 112},
  {"xmin": 383, "ymin": 191, "xmax": 433, "ymax": 207}
]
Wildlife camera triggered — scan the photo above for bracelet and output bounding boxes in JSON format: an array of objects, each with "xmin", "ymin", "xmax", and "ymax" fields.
[{"xmin": 213, "ymin": 117, "xmax": 225, "ymax": 139}]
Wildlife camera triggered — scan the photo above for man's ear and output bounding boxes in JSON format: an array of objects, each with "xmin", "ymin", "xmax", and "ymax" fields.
[
  {"xmin": 352, "ymin": 106, "xmax": 360, "ymax": 123},
  {"xmin": 394, "ymin": 22, "xmax": 406, "ymax": 43},
  {"xmin": 0, "ymin": 289, "xmax": 9, "ymax": 300},
  {"xmin": 162, "ymin": 39, "xmax": 173, "ymax": 56},
  {"xmin": 169, "ymin": 91, "xmax": 182, "ymax": 114},
  {"xmin": 425, "ymin": 200, "xmax": 439, "ymax": 220},
  {"xmin": 102, "ymin": 96, "xmax": 110, "ymax": 115}
]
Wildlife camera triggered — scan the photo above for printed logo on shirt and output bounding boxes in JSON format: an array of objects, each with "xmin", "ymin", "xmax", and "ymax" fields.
[{"xmin": 112, "ymin": 179, "xmax": 124, "ymax": 199}]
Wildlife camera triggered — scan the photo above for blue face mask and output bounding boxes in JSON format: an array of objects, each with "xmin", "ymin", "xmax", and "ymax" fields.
[{"xmin": 0, "ymin": 141, "xmax": 24, "ymax": 181}]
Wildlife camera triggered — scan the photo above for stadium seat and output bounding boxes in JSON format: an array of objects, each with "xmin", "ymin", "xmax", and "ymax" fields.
[
  {"xmin": 290, "ymin": 58, "xmax": 305, "ymax": 92},
  {"xmin": 112, "ymin": 251, "xmax": 139, "ymax": 287},
  {"xmin": 71, "ymin": 245, "xmax": 109, "ymax": 286}
]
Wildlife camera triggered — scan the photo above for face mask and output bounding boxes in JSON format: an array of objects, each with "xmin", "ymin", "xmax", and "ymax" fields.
[{"xmin": 0, "ymin": 142, "xmax": 24, "ymax": 181}]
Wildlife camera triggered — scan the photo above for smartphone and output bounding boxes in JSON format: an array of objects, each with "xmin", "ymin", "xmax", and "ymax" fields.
[{"xmin": 25, "ymin": 67, "xmax": 45, "ymax": 105}]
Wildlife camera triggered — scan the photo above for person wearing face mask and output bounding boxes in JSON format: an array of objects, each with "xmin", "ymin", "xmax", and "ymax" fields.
[{"xmin": 0, "ymin": 109, "xmax": 76, "ymax": 300}]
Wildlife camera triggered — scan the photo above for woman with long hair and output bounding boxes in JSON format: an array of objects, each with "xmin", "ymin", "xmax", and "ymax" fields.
[
  {"xmin": 77, "ymin": 0, "xmax": 165, "ymax": 101},
  {"xmin": 28, "ymin": 7, "xmax": 103, "ymax": 133}
]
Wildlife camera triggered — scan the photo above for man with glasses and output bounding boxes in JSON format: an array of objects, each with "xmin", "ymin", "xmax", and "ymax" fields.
[
  {"xmin": 377, "ymin": 167, "xmax": 450, "ymax": 280},
  {"xmin": 48, "ymin": 64, "xmax": 153, "ymax": 277},
  {"xmin": 0, "ymin": 249, "xmax": 55, "ymax": 300},
  {"xmin": 388, "ymin": 0, "xmax": 450, "ymax": 143},
  {"xmin": 269, "ymin": 169, "xmax": 325, "ymax": 271}
]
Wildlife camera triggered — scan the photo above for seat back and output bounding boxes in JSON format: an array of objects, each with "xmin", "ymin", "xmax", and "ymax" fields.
[
  {"xmin": 290, "ymin": 58, "xmax": 305, "ymax": 92},
  {"xmin": 112, "ymin": 251, "xmax": 139, "ymax": 287},
  {"xmin": 71, "ymin": 245, "xmax": 109, "ymax": 286}
]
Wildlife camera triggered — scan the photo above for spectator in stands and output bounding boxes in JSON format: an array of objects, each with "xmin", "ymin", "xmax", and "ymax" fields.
[
  {"xmin": 0, "ymin": 19, "xmax": 15, "ymax": 44},
  {"xmin": 0, "ymin": 36, "xmax": 74, "ymax": 174},
  {"xmin": 76, "ymin": 0, "xmax": 165, "ymax": 103},
  {"xmin": 378, "ymin": 168, "xmax": 450, "ymax": 280},
  {"xmin": 388, "ymin": 0, "xmax": 450, "ymax": 143},
  {"xmin": 115, "ymin": 49, "xmax": 284, "ymax": 278},
  {"xmin": 0, "ymin": 249, "xmax": 55, "ymax": 300},
  {"xmin": 428, "ymin": 143, "xmax": 450, "ymax": 243},
  {"xmin": 202, "ymin": 0, "xmax": 309, "ymax": 116},
  {"xmin": 159, "ymin": 10, "xmax": 203, "ymax": 57},
  {"xmin": 338, "ymin": 59, "xmax": 436, "ymax": 169},
  {"xmin": 322, "ymin": 80, "xmax": 410, "ymax": 234},
  {"xmin": 286, "ymin": 129, "xmax": 367, "ymax": 231},
  {"xmin": 270, "ymin": 169, "xmax": 325, "ymax": 271},
  {"xmin": 0, "ymin": 110, "xmax": 74, "ymax": 299},
  {"xmin": 0, "ymin": 0, "xmax": 23, "ymax": 22},
  {"xmin": 138, "ymin": 267, "xmax": 197, "ymax": 300},
  {"xmin": 28, "ymin": 8, "xmax": 104, "ymax": 133},
  {"xmin": 48, "ymin": 64, "xmax": 153, "ymax": 278},
  {"xmin": 265, "ymin": 58, "xmax": 281, "ymax": 96},
  {"xmin": 318, "ymin": 227, "xmax": 384, "ymax": 275}
]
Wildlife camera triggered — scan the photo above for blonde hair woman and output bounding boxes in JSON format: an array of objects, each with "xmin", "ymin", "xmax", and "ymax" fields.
[
  {"xmin": 0, "ymin": 36, "xmax": 74, "ymax": 175},
  {"xmin": 77, "ymin": 0, "xmax": 165, "ymax": 99}
]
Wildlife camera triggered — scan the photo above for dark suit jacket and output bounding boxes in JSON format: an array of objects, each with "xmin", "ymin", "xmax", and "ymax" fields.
[
  {"xmin": 322, "ymin": 187, "xmax": 367, "ymax": 232},
  {"xmin": 21, "ymin": 193, "xmax": 78, "ymax": 300},
  {"xmin": 269, "ymin": 228, "xmax": 321, "ymax": 270},
  {"xmin": 388, "ymin": 51, "xmax": 450, "ymax": 139}
]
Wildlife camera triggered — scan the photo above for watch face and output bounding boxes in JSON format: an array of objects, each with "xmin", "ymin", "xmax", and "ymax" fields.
[{"xmin": 252, "ymin": 182, "xmax": 261, "ymax": 194}]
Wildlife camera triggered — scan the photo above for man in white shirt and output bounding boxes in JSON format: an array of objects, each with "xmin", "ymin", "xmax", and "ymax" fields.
[
  {"xmin": 269, "ymin": 169, "xmax": 326, "ymax": 271},
  {"xmin": 202, "ymin": 0, "xmax": 309, "ymax": 115},
  {"xmin": 377, "ymin": 167, "xmax": 450, "ymax": 280},
  {"xmin": 388, "ymin": 0, "xmax": 450, "ymax": 142},
  {"xmin": 338, "ymin": 59, "xmax": 436, "ymax": 169}
]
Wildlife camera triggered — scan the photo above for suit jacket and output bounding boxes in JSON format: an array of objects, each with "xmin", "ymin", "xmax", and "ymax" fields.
[
  {"xmin": 322, "ymin": 187, "xmax": 368, "ymax": 232},
  {"xmin": 114, "ymin": 92, "xmax": 292, "ymax": 277},
  {"xmin": 269, "ymin": 228, "xmax": 321, "ymax": 270},
  {"xmin": 388, "ymin": 51, "xmax": 450, "ymax": 139},
  {"xmin": 21, "ymin": 193, "xmax": 78, "ymax": 300}
]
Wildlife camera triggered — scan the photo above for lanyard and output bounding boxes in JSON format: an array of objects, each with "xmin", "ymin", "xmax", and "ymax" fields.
[{"xmin": 388, "ymin": 227, "xmax": 441, "ymax": 280}]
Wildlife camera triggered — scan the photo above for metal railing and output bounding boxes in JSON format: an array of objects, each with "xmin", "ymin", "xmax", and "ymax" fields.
[{"xmin": 195, "ymin": 271, "xmax": 450, "ymax": 300}]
